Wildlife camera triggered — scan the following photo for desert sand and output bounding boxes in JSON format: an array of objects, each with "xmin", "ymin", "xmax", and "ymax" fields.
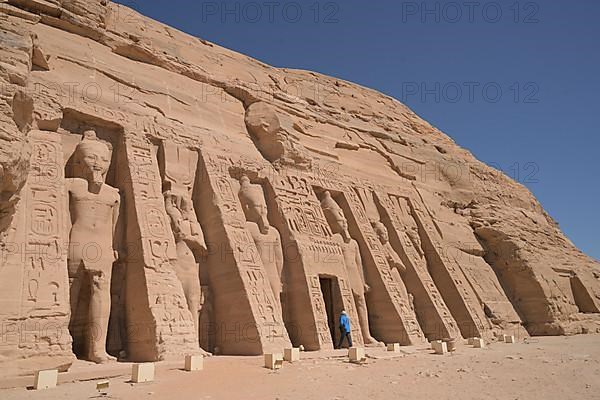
[
  {"xmin": 3, "ymin": 335, "xmax": 600, "ymax": 400},
  {"xmin": 1, "ymin": 0, "xmax": 599, "ymax": 392}
]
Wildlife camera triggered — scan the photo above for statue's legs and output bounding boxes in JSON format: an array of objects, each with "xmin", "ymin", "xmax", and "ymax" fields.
[
  {"xmin": 391, "ymin": 268, "xmax": 409, "ymax": 299},
  {"xmin": 86, "ymin": 270, "xmax": 116, "ymax": 364},
  {"xmin": 266, "ymin": 272, "xmax": 283, "ymax": 314},
  {"xmin": 199, "ymin": 285, "xmax": 214, "ymax": 351},
  {"xmin": 354, "ymin": 292, "xmax": 378, "ymax": 344},
  {"xmin": 68, "ymin": 268, "xmax": 84, "ymax": 356},
  {"xmin": 68, "ymin": 274, "xmax": 82, "ymax": 331},
  {"xmin": 180, "ymin": 274, "xmax": 202, "ymax": 337}
]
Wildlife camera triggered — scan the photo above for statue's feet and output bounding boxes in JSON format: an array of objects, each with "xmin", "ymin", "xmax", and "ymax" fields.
[
  {"xmin": 364, "ymin": 336, "xmax": 384, "ymax": 347},
  {"xmin": 198, "ymin": 347, "xmax": 212, "ymax": 357},
  {"xmin": 89, "ymin": 352, "xmax": 117, "ymax": 364}
]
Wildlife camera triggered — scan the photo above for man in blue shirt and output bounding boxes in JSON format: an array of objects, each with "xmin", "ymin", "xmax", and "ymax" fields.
[{"xmin": 337, "ymin": 310, "xmax": 353, "ymax": 349}]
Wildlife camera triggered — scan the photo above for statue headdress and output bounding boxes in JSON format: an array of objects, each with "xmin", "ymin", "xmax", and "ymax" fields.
[
  {"xmin": 320, "ymin": 191, "xmax": 345, "ymax": 223},
  {"xmin": 238, "ymin": 175, "xmax": 265, "ymax": 208},
  {"xmin": 76, "ymin": 129, "xmax": 112, "ymax": 153}
]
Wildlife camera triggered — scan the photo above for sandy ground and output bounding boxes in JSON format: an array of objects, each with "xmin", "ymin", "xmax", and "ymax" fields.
[{"xmin": 2, "ymin": 335, "xmax": 600, "ymax": 400}]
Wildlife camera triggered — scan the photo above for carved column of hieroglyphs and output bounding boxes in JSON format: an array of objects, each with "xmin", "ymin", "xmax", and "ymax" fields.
[
  {"xmin": 201, "ymin": 151, "xmax": 290, "ymax": 354},
  {"xmin": 22, "ymin": 132, "xmax": 68, "ymax": 316},
  {"xmin": 375, "ymin": 189, "xmax": 461, "ymax": 340},
  {"xmin": 13, "ymin": 131, "xmax": 73, "ymax": 366},
  {"xmin": 342, "ymin": 185, "xmax": 424, "ymax": 344},
  {"xmin": 408, "ymin": 191, "xmax": 490, "ymax": 338},
  {"xmin": 122, "ymin": 136, "xmax": 198, "ymax": 360},
  {"xmin": 272, "ymin": 173, "xmax": 364, "ymax": 349}
]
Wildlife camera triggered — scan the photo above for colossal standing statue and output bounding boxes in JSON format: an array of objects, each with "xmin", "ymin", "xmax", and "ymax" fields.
[
  {"xmin": 160, "ymin": 142, "xmax": 208, "ymax": 342},
  {"xmin": 320, "ymin": 191, "xmax": 378, "ymax": 344},
  {"xmin": 164, "ymin": 189, "xmax": 207, "ymax": 335},
  {"xmin": 371, "ymin": 221, "xmax": 412, "ymax": 307},
  {"xmin": 66, "ymin": 130, "xmax": 120, "ymax": 364},
  {"xmin": 238, "ymin": 176, "xmax": 284, "ymax": 310}
]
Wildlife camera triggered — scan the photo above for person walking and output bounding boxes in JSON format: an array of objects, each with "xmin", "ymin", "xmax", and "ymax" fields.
[{"xmin": 337, "ymin": 310, "xmax": 353, "ymax": 349}]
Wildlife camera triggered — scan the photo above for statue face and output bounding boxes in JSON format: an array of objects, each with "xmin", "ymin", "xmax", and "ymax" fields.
[
  {"xmin": 374, "ymin": 223, "xmax": 389, "ymax": 244},
  {"xmin": 77, "ymin": 141, "xmax": 111, "ymax": 185},
  {"xmin": 330, "ymin": 209, "xmax": 348, "ymax": 234},
  {"xmin": 245, "ymin": 196, "xmax": 269, "ymax": 233}
]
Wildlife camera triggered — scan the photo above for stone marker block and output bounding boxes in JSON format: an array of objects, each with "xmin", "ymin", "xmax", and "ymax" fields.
[
  {"xmin": 283, "ymin": 348, "xmax": 300, "ymax": 362},
  {"xmin": 132, "ymin": 363, "xmax": 155, "ymax": 383},
  {"xmin": 96, "ymin": 380, "xmax": 110, "ymax": 392},
  {"xmin": 473, "ymin": 338, "xmax": 486, "ymax": 348},
  {"xmin": 185, "ymin": 355, "xmax": 204, "ymax": 371},
  {"xmin": 442, "ymin": 338, "xmax": 456, "ymax": 352},
  {"xmin": 467, "ymin": 337, "xmax": 480, "ymax": 346},
  {"xmin": 432, "ymin": 341, "xmax": 448, "ymax": 355},
  {"xmin": 264, "ymin": 353, "xmax": 284, "ymax": 370},
  {"xmin": 348, "ymin": 347, "xmax": 366, "ymax": 363},
  {"xmin": 387, "ymin": 343, "xmax": 400, "ymax": 352},
  {"xmin": 504, "ymin": 335, "xmax": 516, "ymax": 344},
  {"xmin": 34, "ymin": 369, "xmax": 58, "ymax": 390}
]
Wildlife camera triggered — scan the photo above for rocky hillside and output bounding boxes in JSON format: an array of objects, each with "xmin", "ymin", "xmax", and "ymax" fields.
[{"xmin": 0, "ymin": 0, "xmax": 598, "ymax": 376}]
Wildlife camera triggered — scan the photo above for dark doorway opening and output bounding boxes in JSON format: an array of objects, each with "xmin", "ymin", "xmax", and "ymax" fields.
[
  {"xmin": 319, "ymin": 276, "xmax": 345, "ymax": 347},
  {"xmin": 320, "ymin": 277, "xmax": 335, "ymax": 343}
]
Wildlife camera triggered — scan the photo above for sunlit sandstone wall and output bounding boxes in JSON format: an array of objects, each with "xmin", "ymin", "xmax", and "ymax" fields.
[{"xmin": 1, "ymin": 0, "xmax": 599, "ymax": 376}]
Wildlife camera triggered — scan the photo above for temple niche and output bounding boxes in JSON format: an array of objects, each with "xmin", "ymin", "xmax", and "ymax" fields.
[
  {"xmin": 371, "ymin": 221, "xmax": 414, "ymax": 310},
  {"xmin": 157, "ymin": 142, "xmax": 208, "ymax": 348},
  {"xmin": 319, "ymin": 191, "xmax": 379, "ymax": 345},
  {"xmin": 62, "ymin": 123, "xmax": 126, "ymax": 363},
  {"xmin": 374, "ymin": 191, "xmax": 462, "ymax": 341},
  {"xmin": 237, "ymin": 175, "xmax": 285, "ymax": 316}
]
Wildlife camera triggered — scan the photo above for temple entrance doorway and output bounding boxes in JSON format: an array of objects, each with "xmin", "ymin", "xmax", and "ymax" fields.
[{"xmin": 319, "ymin": 276, "xmax": 344, "ymax": 346}]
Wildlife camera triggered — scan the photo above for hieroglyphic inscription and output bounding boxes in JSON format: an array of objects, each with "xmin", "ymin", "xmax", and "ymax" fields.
[
  {"xmin": 21, "ymin": 132, "xmax": 69, "ymax": 316},
  {"xmin": 409, "ymin": 192, "xmax": 489, "ymax": 337},
  {"xmin": 376, "ymin": 190, "xmax": 460, "ymax": 339},
  {"xmin": 343, "ymin": 186, "xmax": 424, "ymax": 342}
]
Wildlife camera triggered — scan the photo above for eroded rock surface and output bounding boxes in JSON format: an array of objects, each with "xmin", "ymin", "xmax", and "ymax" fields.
[{"xmin": 0, "ymin": 0, "xmax": 599, "ymax": 377}]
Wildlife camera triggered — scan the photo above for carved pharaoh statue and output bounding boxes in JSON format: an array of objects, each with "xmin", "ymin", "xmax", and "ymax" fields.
[
  {"xmin": 160, "ymin": 143, "xmax": 207, "ymax": 338},
  {"xmin": 320, "ymin": 191, "xmax": 378, "ymax": 344},
  {"xmin": 238, "ymin": 175, "xmax": 284, "ymax": 310},
  {"xmin": 371, "ymin": 221, "xmax": 411, "ymax": 305},
  {"xmin": 164, "ymin": 188, "xmax": 207, "ymax": 335},
  {"xmin": 66, "ymin": 130, "xmax": 120, "ymax": 364}
]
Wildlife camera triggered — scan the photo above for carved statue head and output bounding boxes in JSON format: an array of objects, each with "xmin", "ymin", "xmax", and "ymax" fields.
[
  {"xmin": 320, "ymin": 191, "xmax": 349, "ymax": 239},
  {"xmin": 238, "ymin": 175, "xmax": 270, "ymax": 234},
  {"xmin": 371, "ymin": 221, "xmax": 389, "ymax": 245},
  {"xmin": 164, "ymin": 189, "xmax": 194, "ymax": 214},
  {"xmin": 73, "ymin": 130, "xmax": 112, "ymax": 188}
]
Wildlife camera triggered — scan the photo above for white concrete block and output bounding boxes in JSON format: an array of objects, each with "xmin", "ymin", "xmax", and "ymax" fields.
[
  {"xmin": 504, "ymin": 335, "xmax": 516, "ymax": 344},
  {"xmin": 467, "ymin": 337, "xmax": 480, "ymax": 345},
  {"xmin": 132, "ymin": 363, "xmax": 155, "ymax": 383},
  {"xmin": 348, "ymin": 347, "xmax": 366, "ymax": 363},
  {"xmin": 33, "ymin": 369, "xmax": 58, "ymax": 390},
  {"xmin": 283, "ymin": 348, "xmax": 300, "ymax": 362},
  {"xmin": 432, "ymin": 341, "xmax": 448, "ymax": 355},
  {"xmin": 264, "ymin": 353, "xmax": 284, "ymax": 370},
  {"xmin": 387, "ymin": 343, "xmax": 400, "ymax": 352},
  {"xmin": 96, "ymin": 380, "xmax": 110, "ymax": 392},
  {"xmin": 473, "ymin": 338, "xmax": 486, "ymax": 348},
  {"xmin": 185, "ymin": 355, "xmax": 204, "ymax": 371}
]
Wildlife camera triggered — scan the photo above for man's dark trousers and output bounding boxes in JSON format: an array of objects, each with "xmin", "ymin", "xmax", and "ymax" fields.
[{"xmin": 337, "ymin": 327, "xmax": 353, "ymax": 348}]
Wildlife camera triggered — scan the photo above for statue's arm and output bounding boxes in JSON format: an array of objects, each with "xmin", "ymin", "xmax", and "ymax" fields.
[
  {"xmin": 64, "ymin": 179, "xmax": 75, "ymax": 225},
  {"xmin": 274, "ymin": 230, "xmax": 284, "ymax": 280},
  {"xmin": 388, "ymin": 246, "xmax": 405, "ymax": 272},
  {"xmin": 354, "ymin": 241, "xmax": 368, "ymax": 288},
  {"xmin": 189, "ymin": 219, "xmax": 207, "ymax": 253},
  {"xmin": 112, "ymin": 192, "xmax": 120, "ymax": 260}
]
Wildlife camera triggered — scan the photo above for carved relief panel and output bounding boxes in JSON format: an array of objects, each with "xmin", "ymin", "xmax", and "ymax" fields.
[{"xmin": 22, "ymin": 131, "xmax": 70, "ymax": 317}]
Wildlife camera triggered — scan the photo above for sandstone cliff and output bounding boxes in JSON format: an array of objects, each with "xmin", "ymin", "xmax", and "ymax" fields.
[{"xmin": 1, "ymin": 0, "xmax": 599, "ymax": 377}]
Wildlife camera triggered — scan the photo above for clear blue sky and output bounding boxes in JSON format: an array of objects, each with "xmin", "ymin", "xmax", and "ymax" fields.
[{"xmin": 114, "ymin": 0, "xmax": 599, "ymax": 260}]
